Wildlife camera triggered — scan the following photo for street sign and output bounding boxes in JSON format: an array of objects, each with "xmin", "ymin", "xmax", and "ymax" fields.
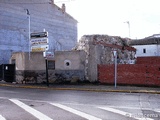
[
  {"xmin": 30, "ymin": 38, "xmax": 48, "ymax": 46},
  {"xmin": 31, "ymin": 45, "xmax": 49, "ymax": 52},
  {"xmin": 30, "ymin": 32, "xmax": 48, "ymax": 39},
  {"xmin": 43, "ymin": 51, "xmax": 54, "ymax": 58},
  {"xmin": 30, "ymin": 31, "xmax": 49, "ymax": 52}
]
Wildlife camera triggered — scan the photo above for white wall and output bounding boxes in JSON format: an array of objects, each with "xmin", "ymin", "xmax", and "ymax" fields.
[
  {"xmin": 55, "ymin": 51, "xmax": 86, "ymax": 70},
  {"xmin": 133, "ymin": 44, "xmax": 160, "ymax": 57}
]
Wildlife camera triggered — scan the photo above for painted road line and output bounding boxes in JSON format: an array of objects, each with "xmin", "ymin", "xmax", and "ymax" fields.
[
  {"xmin": 9, "ymin": 99, "xmax": 53, "ymax": 120},
  {"xmin": 98, "ymin": 107, "xmax": 154, "ymax": 120},
  {"xmin": 0, "ymin": 115, "xmax": 6, "ymax": 120},
  {"xmin": 50, "ymin": 103, "xmax": 102, "ymax": 120}
]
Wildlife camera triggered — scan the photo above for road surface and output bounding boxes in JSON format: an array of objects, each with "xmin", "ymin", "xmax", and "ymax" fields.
[{"xmin": 0, "ymin": 86, "xmax": 160, "ymax": 120}]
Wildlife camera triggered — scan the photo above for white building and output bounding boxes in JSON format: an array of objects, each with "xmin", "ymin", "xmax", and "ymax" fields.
[{"xmin": 129, "ymin": 34, "xmax": 160, "ymax": 57}]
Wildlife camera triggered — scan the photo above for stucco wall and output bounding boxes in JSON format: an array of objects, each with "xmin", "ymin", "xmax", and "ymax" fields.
[
  {"xmin": 55, "ymin": 50, "xmax": 86, "ymax": 70},
  {"xmin": 54, "ymin": 50, "xmax": 86, "ymax": 82},
  {"xmin": 133, "ymin": 45, "xmax": 160, "ymax": 57},
  {"xmin": 10, "ymin": 52, "xmax": 56, "ymax": 83},
  {"xmin": 0, "ymin": 0, "xmax": 77, "ymax": 64},
  {"xmin": 11, "ymin": 52, "xmax": 45, "ymax": 70}
]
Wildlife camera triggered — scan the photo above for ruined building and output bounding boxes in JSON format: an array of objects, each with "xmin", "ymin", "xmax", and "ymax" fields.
[
  {"xmin": 10, "ymin": 34, "xmax": 136, "ymax": 83},
  {"xmin": 74, "ymin": 35, "xmax": 136, "ymax": 82}
]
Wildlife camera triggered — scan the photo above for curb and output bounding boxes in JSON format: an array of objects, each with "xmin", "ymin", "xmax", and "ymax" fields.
[{"xmin": 0, "ymin": 83, "xmax": 160, "ymax": 94}]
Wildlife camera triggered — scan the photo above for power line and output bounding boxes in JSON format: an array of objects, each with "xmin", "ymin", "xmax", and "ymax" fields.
[
  {"xmin": 0, "ymin": 1, "xmax": 51, "ymax": 4},
  {"xmin": 55, "ymin": 0, "xmax": 75, "ymax": 3}
]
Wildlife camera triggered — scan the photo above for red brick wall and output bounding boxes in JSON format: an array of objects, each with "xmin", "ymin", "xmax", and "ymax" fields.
[
  {"xmin": 98, "ymin": 57, "xmax": 160, "ymax": 86},
  {"xmin": 136, "ymin": 57, "xmax": 160, "ymax": 64}
]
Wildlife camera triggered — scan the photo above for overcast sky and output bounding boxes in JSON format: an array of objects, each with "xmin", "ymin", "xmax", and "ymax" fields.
[{"xmin": 55, "ymin": 0, "xmax": 160, "ymax": 39}]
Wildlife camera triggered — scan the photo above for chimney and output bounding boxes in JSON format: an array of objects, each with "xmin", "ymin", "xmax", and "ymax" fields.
[
  {"xmin": 51, "ymin": 0, "xmax": 54, "ymax": 4},
  {"xmin": 62, "ymin": 3, "xmax": 66, "ymax": 13}
]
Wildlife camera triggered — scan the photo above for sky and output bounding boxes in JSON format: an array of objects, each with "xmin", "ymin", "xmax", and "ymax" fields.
[{"xmin": 55, "ymin": 0, "xmax": 160, "ymax": 40}]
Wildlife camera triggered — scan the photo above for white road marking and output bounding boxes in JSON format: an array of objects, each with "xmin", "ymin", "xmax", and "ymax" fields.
[
  {"xmin": 9, "ymin": 99, "xmax": 53, "ymax": 120},
  {"xmin": 98, "ymin": 107, "xmax": 154, "ymax": 120},
  {"xmin": 50, "ymin": 103, "xmax": 102, "ymax": 120},
  {"xmin": 0, "ymin": 115, "xmax": 6, "ymax": 120}
]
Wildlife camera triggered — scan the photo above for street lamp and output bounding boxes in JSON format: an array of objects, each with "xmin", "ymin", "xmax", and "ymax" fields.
[
  {"xmin": 25, "ymin": 9, "xmax": 31, "ymax": 60},
  {"xmin": 113, "ymin": 50, "xmax": 117, "ymax": 88},
  {"xmin": 124, "ymin": 21, "xmax": 130, "ymax": 38}
]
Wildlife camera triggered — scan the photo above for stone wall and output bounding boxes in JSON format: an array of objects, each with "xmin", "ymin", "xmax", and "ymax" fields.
[
  {"xmin": 16, "ymin": 70, "xmax": 56, "ymax": 84},
  {"xmin": 0, "ymin": 0, "xmax": 77, "ymax": 64},
  {"xmin": 55, "ymin": 70, "xmax": 85, "ymax": 83}
]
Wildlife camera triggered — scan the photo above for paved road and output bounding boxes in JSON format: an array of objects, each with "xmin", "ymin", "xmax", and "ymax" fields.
[{"xmin": 0, "ymin": 86, "xmax": 160, "ymax": 120}]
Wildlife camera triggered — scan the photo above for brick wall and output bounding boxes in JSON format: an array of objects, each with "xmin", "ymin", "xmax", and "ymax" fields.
[
  {"xmin": 98, "ymin": 57, "xmax": 160, "ymax": 86},
  {"xmin": 136, "ymin": 57, "xmax": 160, "ymax": 64}
]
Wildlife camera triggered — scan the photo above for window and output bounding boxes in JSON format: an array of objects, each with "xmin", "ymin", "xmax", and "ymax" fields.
[
  {"xmin": 11, "ymin": 59, "xmax": 16, "ymax": 64},
  {"xmin": 143, "ymin": 48, "xmax": 146, "ymax": 53},
  {"xmin": 48, "ymin": 60, "xmax": 55, "ymax": 70},
  {"xmin": 64, "ymin": 60, "xmax": 71, "ymax": 68}
]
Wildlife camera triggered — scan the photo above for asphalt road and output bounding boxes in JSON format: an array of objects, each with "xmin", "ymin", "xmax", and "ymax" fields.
[{"xmin": 0, "ymin": 86, "xmax": 160, "ymax": 120}]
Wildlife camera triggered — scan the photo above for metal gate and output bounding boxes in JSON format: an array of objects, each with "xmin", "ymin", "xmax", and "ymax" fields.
[
  {"xmin": 0, "ymin": 65, "xmax": 3, "ymax": 80},
  {"xmin": 0, "ymin": 64, "xmax": 15, "ymax": 82}
]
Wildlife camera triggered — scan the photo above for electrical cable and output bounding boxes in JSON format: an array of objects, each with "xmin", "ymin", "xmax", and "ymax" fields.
[{"xmin": 0, "ymin": 1, "xmax": 51, "ymax": 4}]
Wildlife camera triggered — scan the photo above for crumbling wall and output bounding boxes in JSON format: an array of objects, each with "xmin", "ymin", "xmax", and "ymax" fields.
[
  {"xmin": 16, "ymin": 70, "xmax": 56, "ymax": 84},
  {"xmin": 74, "ymin": 35, "xmax": 136, "ymax": 82}
]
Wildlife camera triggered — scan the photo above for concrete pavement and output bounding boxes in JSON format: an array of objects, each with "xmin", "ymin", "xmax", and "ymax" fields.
[{"xmin": 0, "ymin": 81, "xmax": 160, "ymax": 94}]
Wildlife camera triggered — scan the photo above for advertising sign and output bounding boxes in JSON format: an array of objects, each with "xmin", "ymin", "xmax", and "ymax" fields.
[
  {"xmin": 31, "ymin": 45, "xmax": 49, "ymax": 52},
  {"xmin": 30, "ymin": 32, "xmax": 48, "ymax": 39},
  {"xmin": 30, "ymin": 31, "xmax": 49, "ymax": 52},
  {"xmin": 30, "ymin": 38, "xmax": 48, "ymax": 46}
]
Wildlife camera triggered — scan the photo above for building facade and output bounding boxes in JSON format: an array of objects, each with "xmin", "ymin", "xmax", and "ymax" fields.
[
  {"xmin": 0, "ymin": 0, "xmax": 77, "ymax": 64},
  {"xmin": 129, "ymin": 34, "xmax": 160, "ymax": 57}
]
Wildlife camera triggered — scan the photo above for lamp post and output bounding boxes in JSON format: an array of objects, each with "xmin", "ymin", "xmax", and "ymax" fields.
[
  {"xmin": 124, "ymin": 21, "xmax": 130, "ymax": 38},
  {"xmin": 25, "ymin": 9, "xmax": 31, "ymax": 60},
  {"xmin": 113, "ymin": 50, "xmax": 117, "ymax": 88}
]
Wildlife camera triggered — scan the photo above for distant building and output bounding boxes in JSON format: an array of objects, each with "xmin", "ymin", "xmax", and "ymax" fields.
[
  {"xmin": 0, "ymin": 0, "xmax": 77, "ymax": 64},
  {"xmin": 129, "ymin": 34, "xmax": 160, "ymax": 57}
]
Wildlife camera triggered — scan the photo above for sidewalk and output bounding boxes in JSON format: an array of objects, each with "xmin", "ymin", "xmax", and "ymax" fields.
[{"xmin": 0, "ymin": 81, "xmax": 160, "ymax": 94}]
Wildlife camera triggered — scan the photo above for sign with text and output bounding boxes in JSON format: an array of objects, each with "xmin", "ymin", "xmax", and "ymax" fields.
[
  {"xmin": 30, "ymin": 38, "xmax": 48, "ymax": 46},
  {"xmin": 31, "ymin": 45, "xmax": 49, "ymax": 52},
  {"xmin": 43, "ymin": 51, "xmax": 54, "ymax": 58},
  {"xmin": 30, "ymin": 31, "xmax": 49, "ymax": 52},
  {"xmin": 30, "ymin": 32, "xmax": 48, "ymax": 39}
]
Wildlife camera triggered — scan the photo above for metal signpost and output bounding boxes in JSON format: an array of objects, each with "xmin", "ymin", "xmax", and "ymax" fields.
[
  {"xmin": 45, "ymin": 58, "xmax": 49, "ymax": 87},
  {"xmin": 30, "ymin": 31, "xmax": 49, "ymax": 87},
  {"xmin": 113, "ymin": 50, "xmax": 117, "ymax": 88}
]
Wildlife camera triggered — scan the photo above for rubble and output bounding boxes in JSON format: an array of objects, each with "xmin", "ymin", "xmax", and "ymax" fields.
[{"xmin": 74, "ymin": 34, "xmax": 136, "ymax": 64}]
